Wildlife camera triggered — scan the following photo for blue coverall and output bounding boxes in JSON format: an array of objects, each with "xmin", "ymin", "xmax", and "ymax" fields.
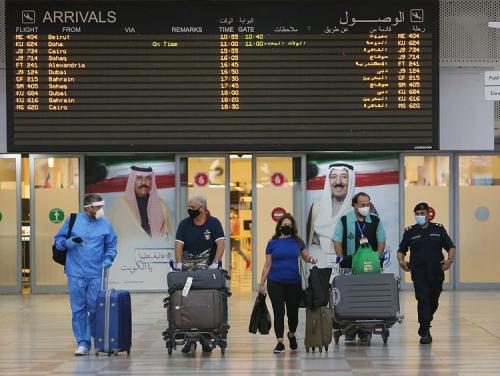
[{"xmin": 54, "ymin": 212, "xmax": 117, "ymax": 350}]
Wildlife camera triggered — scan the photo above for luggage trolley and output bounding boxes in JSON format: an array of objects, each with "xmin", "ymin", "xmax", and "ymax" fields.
[
  {"xmin": 330, "ymin": 268, "xmax": 404, "ymax": 345},
  {"xmin": 162, "ymin": 261, "xmax": 231, "ymax": 355}
]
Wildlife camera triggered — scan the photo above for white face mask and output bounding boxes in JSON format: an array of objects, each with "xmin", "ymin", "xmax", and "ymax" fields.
[
  {"xmin": 358, "ymin": 206, "xmax": 370, "ymax": 217},
  {"xmin": 94, "ymin": 208, "xmax": 104, "ymax": 219}
]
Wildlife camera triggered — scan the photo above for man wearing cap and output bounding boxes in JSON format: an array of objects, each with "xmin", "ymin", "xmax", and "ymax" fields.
[
  {"xmin": 54, "ymin": 194, "xmax": 117, "ymax": 355},
  {"xmin": 397, "ymin": 202, "xmax": 456, "ymax": 344},
  {"xmin": 108, "ymin": 165, "xmax": 173, "ymax": 242},
  {"xmin": 306, "ymin": 163, "xmax": 356, "ymax": 267}
]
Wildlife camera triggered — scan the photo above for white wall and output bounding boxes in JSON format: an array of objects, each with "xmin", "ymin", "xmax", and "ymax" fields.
[{"xmin": 440, "ymin": 67, "xmax": 494, "ymax": 151}]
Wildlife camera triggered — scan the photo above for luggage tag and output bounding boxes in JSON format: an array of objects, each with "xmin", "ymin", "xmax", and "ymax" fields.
[
  {"xmin": 360, "ymin": 237, "xmax": 369, "ymax": 245},
  {"xmin": 181, "ymin": 277, "xmax": 193, "ymax": 297}
]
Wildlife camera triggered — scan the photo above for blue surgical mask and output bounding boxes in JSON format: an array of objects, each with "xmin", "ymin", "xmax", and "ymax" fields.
[{"xmin": 415, "ymin": 215, "xmax": 427, "ymax": 225}]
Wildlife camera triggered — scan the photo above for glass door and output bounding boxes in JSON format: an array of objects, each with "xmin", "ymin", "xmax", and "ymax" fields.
[
  {"xmin": 0, "ymin": 155, "xmax": 22, "ymax": 293},
  {"xmin": 30, "ymin": 155, "xmax": 81, "ymax": 293},
  {"xmin": 178, "ymin": 155, "xmax": 229, "ymax": 266},
  {"xmin": 253, "ymin": 156, "xmax": 304, "ymax": 289},
  {"xmin": 402, "ymin": 154, "xmax": 453, "ymax": 289}
]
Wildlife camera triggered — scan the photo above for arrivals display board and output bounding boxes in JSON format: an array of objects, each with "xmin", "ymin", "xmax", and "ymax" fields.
[{"xmin": 6, "ymin": 1, "xmax": 438, "ymax": 151}]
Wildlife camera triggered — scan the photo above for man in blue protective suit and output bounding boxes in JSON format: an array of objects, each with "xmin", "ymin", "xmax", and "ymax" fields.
[{"xmin": 54, "ymin": 193, "xmax": 117, "ymax": 356}]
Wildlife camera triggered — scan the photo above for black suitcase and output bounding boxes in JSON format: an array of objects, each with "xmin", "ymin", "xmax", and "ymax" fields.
[
  {"xmin": 167, "ymin": 289, "xmax": 227, "ymax": 330},
  {"xmin": 331, "ymin": 273, "xmax": 400, "ymax": 322},
  {"xmin": 167, "ymin": 269, "xmax": 228, "ymax": 293}
]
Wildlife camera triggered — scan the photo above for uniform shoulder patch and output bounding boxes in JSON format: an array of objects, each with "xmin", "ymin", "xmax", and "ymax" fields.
[
  {"xmin": 405, "ymin": 225, "xmax": 413, "ymax": 231},
  {"xmin": 433, "ymin": 222, "xmax": 443, "ymax": 227}
]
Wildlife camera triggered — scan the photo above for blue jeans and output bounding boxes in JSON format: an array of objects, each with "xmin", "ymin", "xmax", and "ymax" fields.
[{"xmin": 67, "ymin": 275, "xmax": 101, "ymax": 349}]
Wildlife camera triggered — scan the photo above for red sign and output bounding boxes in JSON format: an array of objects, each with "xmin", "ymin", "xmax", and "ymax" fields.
[
  {"xmin": 194, "ymin": 172, "xmax": 209, "ymax": 187},
  {"xmin": 271, "ymin": 172, "xmax": 285, "ymax": 187},
  {"xmin": 271, "ymin": 207, "xmax": 287, "ymax": 222},
  {"xmin": 428, "ymin": 206, "xmax": 436, "ymax": 221}
]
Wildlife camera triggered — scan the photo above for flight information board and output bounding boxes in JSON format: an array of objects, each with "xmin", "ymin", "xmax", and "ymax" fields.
[{"xmin": 6, "ymin": 1, "xmax": 438, "ymax": 152}]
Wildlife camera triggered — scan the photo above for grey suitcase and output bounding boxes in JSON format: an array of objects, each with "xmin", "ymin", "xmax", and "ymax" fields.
[
  {"xmin": 331, "ymin": 273, "xmax": 400, "ymax": 322},
  {"xmin": 167, "ymin": 269, "xmax": 228, "ymax": 293},
  {"xmin": 168, "ymin": 289, "xmax": 226, "ymax": 330},
  {"xmin": 304, "ymin": 306, "xmax": 332, "ymax": 353}
]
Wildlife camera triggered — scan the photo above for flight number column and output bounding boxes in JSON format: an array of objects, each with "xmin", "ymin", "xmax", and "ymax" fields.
[
  {"xmin": 396, "ymin": 33, "xmax": 422, "ymax": 110},
  {"xmin": 13, "ymin": 34, "xmax": 40, "ymax": 112},
  {"xmin": 219, "ymin": 34, "xmax": 240, "ymax": 111}
]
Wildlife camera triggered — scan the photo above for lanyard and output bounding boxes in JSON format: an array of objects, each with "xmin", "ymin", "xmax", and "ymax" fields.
[{"xmin": 356, "ymin": 221, "xmax": 367, "ymax": 238}]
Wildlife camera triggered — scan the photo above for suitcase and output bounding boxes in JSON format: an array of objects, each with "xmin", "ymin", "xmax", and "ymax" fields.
[
  {"xmin": 331, "ymin": 273, "xmax": 399, "ymax": 322},
  {"xmin": 304, "ymin": 306, "xmax": 332, "ymax": 353},
  {"xmin": 168, "ymin": 289, "xmax": 226, "ymax": 330},
  {"xmin": 95, "ymin": 269, "xmax": 132, "ymax": 356},
  {"xmin": 167, "ymin": 269, "xmax": 228, "ymax": 293}
]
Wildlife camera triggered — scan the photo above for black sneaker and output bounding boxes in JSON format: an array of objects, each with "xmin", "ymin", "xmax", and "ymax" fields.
[
  {"xmin": 345, "ymin": 332, "xmax": 356, "ymax": 342},
  {"xmin": 181, "ymin": 343, "xmax": 192, "ymax": 353},
  {"xmin": 202, "ymin": 344, "xmax": 213, "ymax": 353},
  {"xmin": 420, "ymin": 330, "xmax": 433, "ymax": 345},
  {"xmin": 287, "ymin": 333, "xmax": 298, "ymax": 350},
  {"xmin": 273, "ymin": 342, "xmax": 285, "ymax": 353}
]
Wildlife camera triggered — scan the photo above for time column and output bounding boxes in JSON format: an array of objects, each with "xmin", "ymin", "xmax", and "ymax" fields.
[
  {"xmin": 13, "ymin": 34, "xmax": 40, "ymax": 112},
  {"xmin": 219, "ymin": 33, "xmax": 240, "ymax": 111}
]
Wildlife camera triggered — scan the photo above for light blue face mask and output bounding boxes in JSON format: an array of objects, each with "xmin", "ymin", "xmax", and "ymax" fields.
[{"xmin": 415, "ymin": 215, "xmax": 427, "ymax": 225}]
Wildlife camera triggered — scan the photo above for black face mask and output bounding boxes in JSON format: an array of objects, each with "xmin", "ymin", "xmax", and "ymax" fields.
[
  {"xmin": 281, "ymin": 225, "xmax": 293, "ymax": 235},
  {"xmin": 188, "ymin": 208, "xmax": 201, "ymax": 219}
]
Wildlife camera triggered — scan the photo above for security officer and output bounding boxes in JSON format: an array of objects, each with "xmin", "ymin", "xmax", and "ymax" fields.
[{"xmin": 397, "ymin": 202, "xmax": 456, "ymax": 344}]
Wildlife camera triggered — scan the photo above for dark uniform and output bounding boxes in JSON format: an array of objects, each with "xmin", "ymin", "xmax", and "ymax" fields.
[{"xmin": 398, "ymin": 222, "xmax": 455, "ymax": 330}]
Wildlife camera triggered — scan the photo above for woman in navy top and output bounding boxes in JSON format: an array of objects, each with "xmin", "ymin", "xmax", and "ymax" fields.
[{"xmin": 259, "ymin": 213, "xmax": 317, "ymax": 353}]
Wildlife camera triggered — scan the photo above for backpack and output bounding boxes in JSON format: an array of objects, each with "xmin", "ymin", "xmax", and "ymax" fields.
[
  {"xmin": 351, "ymin": 243, "xmax": 381, "ymax": 274},
  {"xmin": 52, "ymin": 213, "xmax": 77, "ymax": 266}
]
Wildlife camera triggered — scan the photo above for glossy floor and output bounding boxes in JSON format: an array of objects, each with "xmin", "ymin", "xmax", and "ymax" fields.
[{"xmin": 0, "ymin": 290, "xmax": 500, "ymax": 375}]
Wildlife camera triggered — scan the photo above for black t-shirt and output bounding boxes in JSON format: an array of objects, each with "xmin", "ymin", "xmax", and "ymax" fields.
[
  {"xmin": 398, "ymin": 222, "xmax": 455, "ymax": 275},
  {"xmin": 176, "ymin": 215, "xmax": 225, "ymax": 264}
]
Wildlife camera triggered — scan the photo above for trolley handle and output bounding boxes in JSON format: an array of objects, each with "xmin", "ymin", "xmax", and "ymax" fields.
[{"xmin": 101, "ymin": 267, "xmax": 109, "ymax": 291}]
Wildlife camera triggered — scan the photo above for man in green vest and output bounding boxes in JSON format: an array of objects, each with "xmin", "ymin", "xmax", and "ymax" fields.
[{"xmin": 332, "ymin": 192, "xmax": 386, "ymax": 343}]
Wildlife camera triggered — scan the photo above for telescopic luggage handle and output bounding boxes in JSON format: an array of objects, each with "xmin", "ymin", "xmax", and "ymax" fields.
[{"xmin": 101, "ymin": 267, "xmax": 109, "ymax": 291}]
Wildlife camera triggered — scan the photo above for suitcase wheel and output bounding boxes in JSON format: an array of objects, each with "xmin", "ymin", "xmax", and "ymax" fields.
[
  {"xmin": 312, "ymin": 347, "xmax": 316, "ymax": 353},
  {"xmin": 95, "ymin": 351, "xmax": 99, "ymax": 356},
  {"xmin": 333, "ymin": 330, "xmax": 341, "ymax": 345},
  {"xmin": 305, "ymin": 347, "xmax": 310, "ymax": 353},
  {"xmin": 190, "ymin": 342, "xmax": 197, "ymax": 353},
  {"xmin": 382, "ymin": 329, "xmax": 390, "ymax": 344},
  {"xmin": 167, "ymin": 347, "xmax": 173, "ymax": 356},
  {"xmin": 127, "ymin": 350, "xmax": 130, "ymax": 356},
  {"xmin": 220, "ymin": 347, "xmax": 225, "ymax": 355},
  {"xmin": 324, "ymin": 345, "xmax": 329, "ymax": 352},
  {"xmin": 319, "ymin": 347, "xmax": 322, "ymax": 353}
]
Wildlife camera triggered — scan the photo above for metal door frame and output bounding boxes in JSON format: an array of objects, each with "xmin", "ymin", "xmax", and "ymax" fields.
[
  {"xmin": 0, "ymin": 154, "xmax": 22, "ymax": 293},
  {"xmin": 29, "ymin": 154, "xmax": 83, "ymax": 294}
]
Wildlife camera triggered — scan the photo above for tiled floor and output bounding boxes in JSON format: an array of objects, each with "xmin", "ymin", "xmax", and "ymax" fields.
[{"xmin": 1, "ymin": 290, "xmax": 500, "ymax": 375}]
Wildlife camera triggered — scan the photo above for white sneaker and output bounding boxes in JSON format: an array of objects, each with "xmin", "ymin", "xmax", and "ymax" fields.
[{"xmin": 74, "ymin": 346, "xmax": 89, "ymax": 356}]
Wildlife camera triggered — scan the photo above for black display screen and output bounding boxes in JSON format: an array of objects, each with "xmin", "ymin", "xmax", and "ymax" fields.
[{"xmin": 6, "ymin": 0, "xmax": 438, "ymax": 151}]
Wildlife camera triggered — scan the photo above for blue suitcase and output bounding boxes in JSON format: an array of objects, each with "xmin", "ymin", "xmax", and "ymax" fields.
[{"xmin": 95, "ymin": 269, "xmax": 132, "ymax": 356}]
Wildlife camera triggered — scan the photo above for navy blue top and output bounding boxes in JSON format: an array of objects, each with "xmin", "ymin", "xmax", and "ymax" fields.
[
  {"xmin": 176, "ymin": 215, "xmax": 225, "ymax": 262},
  {"xmin": 266, "ymin": 237, "xmax": 305, "ymax": 284}
]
